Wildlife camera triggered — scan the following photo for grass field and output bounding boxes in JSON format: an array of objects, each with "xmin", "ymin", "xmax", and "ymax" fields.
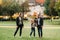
[
  {"xmin": 0, "ymin": 19, "xmax": 60, "ymax": 40},
  {"xmin": 0, "ymin": 19, "xmax": 60, "ymax": 26},
  {"xmin": 0, "ymin": 28, "xmax": 60, "ymax": 40}
]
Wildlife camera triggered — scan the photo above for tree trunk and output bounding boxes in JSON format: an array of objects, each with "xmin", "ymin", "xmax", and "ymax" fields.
[{"xmin": 10, "ymin": 16, "xmax": 13, "ymax": 21}]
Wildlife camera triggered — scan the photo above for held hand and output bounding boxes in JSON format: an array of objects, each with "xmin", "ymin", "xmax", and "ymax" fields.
[{"xmin": 41, "ymin": 26, "xmax": 43, "ymax": 28}]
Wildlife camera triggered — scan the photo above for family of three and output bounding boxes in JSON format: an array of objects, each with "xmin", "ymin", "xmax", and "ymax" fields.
[{"xmin": 14, "ymin": 13, "xmax": 44, "ymax": 38}]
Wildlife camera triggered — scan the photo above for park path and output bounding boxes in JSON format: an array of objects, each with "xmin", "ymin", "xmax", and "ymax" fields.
[{"xmin": 0, "ymin": 25, "xmax": 60, "ymax": 29}]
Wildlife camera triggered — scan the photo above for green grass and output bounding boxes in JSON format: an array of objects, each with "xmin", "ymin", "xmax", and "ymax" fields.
[
  {"xmin": 0, "ymin": 27, "xmax": 60, "ymax": 40},
  {"xmin": 0, "ymin": 19, "xmax": 60, "ymax": 26},
  {"xmin": 0, "ymin": 19, "xmax": 60, "ymax": 40},
  {"xmin": 44, "ymin": 19, "xmax": 60, "ymax": 25}
]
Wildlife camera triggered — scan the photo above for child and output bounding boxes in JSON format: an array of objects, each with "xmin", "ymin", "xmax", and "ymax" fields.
[{"xmin": 30, "ymin": 19, "xmax": 35, "ymax": 37}]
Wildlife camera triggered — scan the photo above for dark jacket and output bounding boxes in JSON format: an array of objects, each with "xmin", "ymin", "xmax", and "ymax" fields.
[
  {"xmin": 37, "ymin": 17, "xmax": 43, "ymax": 27},
  {"xmin": 16, "ymin": 17, "xmax": 24, "ymax": 27}
]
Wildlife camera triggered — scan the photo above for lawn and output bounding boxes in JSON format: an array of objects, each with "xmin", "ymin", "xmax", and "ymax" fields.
[
  {"xmin": 0, "ymin": 19, "xmax": 60, "ymax": 40},
  {"xmin": 0, "ymin": 27, "xmax": 60, "ymax": 40},
  {"xmin": 0, "ymin": 19, "xmax": 60, "ymax": 26},
  {"xmin": 44, "ymin": 19, "xmax": 60, "ymax": 25}
]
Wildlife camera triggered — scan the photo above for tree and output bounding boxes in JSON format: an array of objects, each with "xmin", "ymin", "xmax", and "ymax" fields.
[
  {"xmin": 0, "ymin": 0, "xmax": 23, "ymax": 20},
  {"xmin": 49, "ymin": 0, "xmax": 58, "ymax": 21},
  {"xmin": 0, "ymin": 0, "xmax": 29, "ymax": 20},
  {"xmin": 44, "ymin": 0, "xmax": 50, "ymax": 15},
  {"xmin": 55, "ymin": 0, "xmax": 60, "ymax": 17},
  {"xmin": 0, "ymin": 5, "xmax": 3, "ymax": 15},
  {"xmin": 49, "ymin": 0, "xmax": 56, "ymax": 15},
  {"xmin": 45, "ymin": 0, "xmax": 56, "ymax": 16},
  {"xmin": 21, "ymin": 1, "xmax": 29, "ymax": 17},
  {"xmin": 44, "ymin": 0, "xmax": 59, "ymax": 21}
]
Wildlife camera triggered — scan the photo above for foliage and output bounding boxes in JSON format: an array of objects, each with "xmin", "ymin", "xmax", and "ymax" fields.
[
  {"xmin": 0, "ymin": 0, "xmax": 21, "ymax": 16},
  {"xmin": 0, "ymin": 0, "xmax": 29, "ymax": 16},
  {"xmin": 21, "ymin": 1, "xmax": 29, "ymax": 12},
  {"xmin": 55, "ymin": 0, "xmax": 60, "ymax": 16},
  {"xmin": 0, "ymin": 5, "xmax": 3, "ymax": 15},
  {"xmin": 44, "ymin": 0, "xmax": 50, "ymax": 15},
  {"xmin": 44, "ymin": 0, "xmax": 58, "ymax": 16}
]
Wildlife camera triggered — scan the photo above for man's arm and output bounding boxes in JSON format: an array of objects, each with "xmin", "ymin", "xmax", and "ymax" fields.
[{"xmin": 16, "ymin": 17, "xmax": 19, "ymax": 26}]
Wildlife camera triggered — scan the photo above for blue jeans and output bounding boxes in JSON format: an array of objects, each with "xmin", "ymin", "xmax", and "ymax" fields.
[{"xmin": 30, "ymin": 28, "xmax": 35, "ymax": 37}]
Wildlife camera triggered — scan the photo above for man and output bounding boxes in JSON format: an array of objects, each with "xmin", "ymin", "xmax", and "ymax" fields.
[
  {"xmin": 37, "ymin": 14, "xmax": 44, "ymax": 37},
  {"xmin": 14, "ymin": 13, "xmax": 24, "ymax": 37}
]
